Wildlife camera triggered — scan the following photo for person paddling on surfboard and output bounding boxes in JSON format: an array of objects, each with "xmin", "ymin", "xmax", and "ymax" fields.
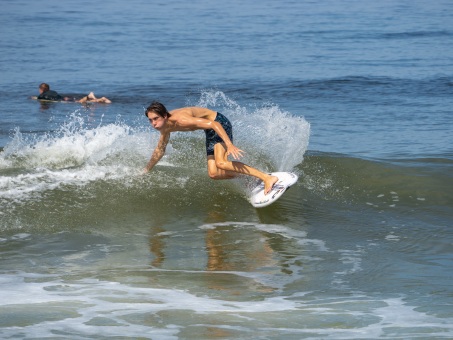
[
  {"xmin": 143, "ymin": 101, "xmax": 279, "ymax": 195},
  {"xmin": 33, "ymin": 83, "xmax": 112, "ymax": 103}
]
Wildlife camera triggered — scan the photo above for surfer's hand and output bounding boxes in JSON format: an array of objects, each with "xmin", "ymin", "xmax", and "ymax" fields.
[{"xmin": 226, "ymin": 144, "xmax": 244, "ymax": 160}]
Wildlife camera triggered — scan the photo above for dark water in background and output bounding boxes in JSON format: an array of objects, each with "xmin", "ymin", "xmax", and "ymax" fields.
[{"xmin": 1, "ymin": 0, "xmax": 453, "ymax": 338}]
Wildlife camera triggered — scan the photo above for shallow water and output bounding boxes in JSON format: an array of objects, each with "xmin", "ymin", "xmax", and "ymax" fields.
[{"xmin": 1, "ymin": 0, "xmax": 453, "ymax": 338}]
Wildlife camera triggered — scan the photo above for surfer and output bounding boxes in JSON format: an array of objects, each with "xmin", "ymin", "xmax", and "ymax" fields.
[
  {"xmin": 143, "ymin": 101, "xmax": 279, "ymax": 194},
  {"xmin": 33, "ymin": 83, "xmax": 111, "ymax": 103}
]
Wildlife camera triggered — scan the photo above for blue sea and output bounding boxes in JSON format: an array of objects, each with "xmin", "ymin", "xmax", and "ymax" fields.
[{"xmin": 1, "ymin": 0, "xmax": 453, "ymax": 339}]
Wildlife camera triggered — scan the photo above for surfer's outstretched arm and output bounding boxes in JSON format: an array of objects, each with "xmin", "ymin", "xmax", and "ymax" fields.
[{"xmin": 143, "ymin": 132, "xmax": 170, "ymax": 173}]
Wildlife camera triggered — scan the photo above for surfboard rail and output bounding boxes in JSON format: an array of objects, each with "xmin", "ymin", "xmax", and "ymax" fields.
[{"xmin": 249, "ymin": 172, "xmax": 298, "ymax": 208}]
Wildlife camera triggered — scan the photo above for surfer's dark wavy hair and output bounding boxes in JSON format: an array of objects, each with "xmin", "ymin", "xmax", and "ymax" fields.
[
  {"xmin": 39, "ymin": 83, "xmax": 50, "ymax": 92},
  {"xmin": 145, "ymin": 101, "xmax": 170, "ymax": 118}
]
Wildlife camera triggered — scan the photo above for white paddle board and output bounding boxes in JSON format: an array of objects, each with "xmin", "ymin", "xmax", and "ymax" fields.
[{"xmin": 249, "ymin": 172, "xmax": 298, "ymax": 208}]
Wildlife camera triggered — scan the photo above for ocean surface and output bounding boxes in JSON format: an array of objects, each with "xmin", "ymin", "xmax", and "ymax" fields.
[{"xmin": 1, "ymin": 0, "xmax": 453, "ymax": 339}]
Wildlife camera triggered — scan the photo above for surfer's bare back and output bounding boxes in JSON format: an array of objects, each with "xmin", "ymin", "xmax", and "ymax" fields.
[{"xmin": 143, "ymin": 102, "xmax": 278, "ymax": 194}]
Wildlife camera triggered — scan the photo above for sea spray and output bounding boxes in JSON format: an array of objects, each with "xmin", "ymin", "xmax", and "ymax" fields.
[
  {"xmin": 0, "ymin": 113, "xmax": 145, "ymax": 206},
  {"xmin": 195, "ymin": 90, "xmax": 310, "ymax": 172}
]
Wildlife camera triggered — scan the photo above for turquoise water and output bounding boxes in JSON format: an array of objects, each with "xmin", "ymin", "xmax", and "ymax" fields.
[{"xmin": 1, "ymin": 0, "xmax": 453, "ymax": 338}]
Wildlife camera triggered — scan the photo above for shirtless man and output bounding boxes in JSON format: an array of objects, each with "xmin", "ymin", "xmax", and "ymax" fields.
[{"xmin": 143, "ymin": 101, "xmax": 278, "ymax": 194}]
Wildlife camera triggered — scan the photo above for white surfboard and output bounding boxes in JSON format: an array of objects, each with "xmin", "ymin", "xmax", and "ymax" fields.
[{"xmin": 249, "ymin": 172, "xmax": 298, "ymax": 208}]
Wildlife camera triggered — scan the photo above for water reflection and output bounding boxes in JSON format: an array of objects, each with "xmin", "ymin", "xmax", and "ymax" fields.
[{"xmin": 147, "ymin": 210, "xmax": 285, "ymax": 294}]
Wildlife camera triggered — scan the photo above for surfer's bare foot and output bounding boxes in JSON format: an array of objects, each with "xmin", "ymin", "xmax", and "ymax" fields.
[{"xmin": 264, "ymin": 175, "xmax": 279, "ymax": 195}]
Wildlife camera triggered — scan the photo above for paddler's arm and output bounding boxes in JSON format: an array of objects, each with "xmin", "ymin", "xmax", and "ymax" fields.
[{"xmin": 143, "ymin": 132, "xmax": 170, "ymax": 173}]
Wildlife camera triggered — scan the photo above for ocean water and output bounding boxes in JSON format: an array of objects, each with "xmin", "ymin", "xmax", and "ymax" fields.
[{"xmin": 1, "ymin": 0, "xmax": 453, "ymax": 339}]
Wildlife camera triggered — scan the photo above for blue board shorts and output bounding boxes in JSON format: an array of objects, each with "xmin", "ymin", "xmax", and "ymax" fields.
[{"xmin": 205, "ymin": 112, "xmax": 233, "ymax": 156}]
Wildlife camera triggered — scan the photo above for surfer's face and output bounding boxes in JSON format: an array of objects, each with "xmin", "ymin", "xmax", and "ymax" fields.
[{"xmin": 147, "ymin": 111, "xmax": 166, "ymax": 130}]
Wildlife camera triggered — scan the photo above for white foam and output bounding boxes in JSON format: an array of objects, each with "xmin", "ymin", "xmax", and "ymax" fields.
[
  {"xmin": 0, "ymin": 115, "xmax": 149, "ymax": 203},
  {"xmin": 2, "ymin": 272, "xmax": 453, "ymax": 339},
  {"xmin": 0, "ymin": 272, "xmax": 299, "ymax": 338},
  {"xmin": 196, "ymin": 90, "xmax": 310, "ymax": 172},
  {"xmin": 385, "ymin": 233, "xmax": 400, "ymax": 241},
  {"xmin": 2, "ymin": 118, "xmax": 134, "ymax": 170},
  {"xmin": 335, "ymin": 247, "xmax": 364, "ymax": 276}
]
